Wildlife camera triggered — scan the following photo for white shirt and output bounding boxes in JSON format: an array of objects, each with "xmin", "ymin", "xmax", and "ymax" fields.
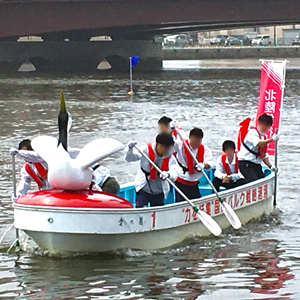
[
  {"xmin": 237, "ymin": 128, "xmax": 269, "ymax": 164},
  {"xmin": 93, "ymin": 166, "xmax": 111, "ymax": 187},
  {"xmin": 214, "ymin": 154, "xmax": 244, "ymax": 181},
  {"xmin": 13, "ymin": 162, "xmax": 52, "ymax": 201},
  {"xmin": 124, "ymin": 143, "xmax": 178, "ymax": 198},
  {"xmin": 174, "ymin": 139, "xmax": 214, "ymax": 182}
]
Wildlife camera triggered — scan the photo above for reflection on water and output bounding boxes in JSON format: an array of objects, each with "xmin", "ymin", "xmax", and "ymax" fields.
[{"xmin": 0, "ymin": 60, "xmax": 300, "ymax": 299}]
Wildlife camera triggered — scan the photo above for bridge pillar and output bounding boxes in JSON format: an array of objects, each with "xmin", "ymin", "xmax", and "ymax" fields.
[{"xmin": 0, "ymin": 40, "xmax": 162, "ymax": 73}]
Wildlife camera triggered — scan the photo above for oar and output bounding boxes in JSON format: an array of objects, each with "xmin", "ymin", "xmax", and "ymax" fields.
[
  {"xmin": 133, "ymin": 145, "xmax": 222, "ymax": 237},
  {"xmin": 173, "ymin": 127, "xmax": 242, "ymax": 230},
  {"xmin": 11, "ymin": 153, "xmax": 20, "ymax": 247}
]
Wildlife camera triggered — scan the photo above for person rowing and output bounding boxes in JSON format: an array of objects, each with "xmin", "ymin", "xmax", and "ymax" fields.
[
  {"xmin": 173, "ymin": 127, "xmax": 213, "ymax": 202},
  {"xmin": 124, "ymin": 133, "xmax": 178, "ymax": 208},
  {"xmin": 238, "ymin": 114, "xmax": 279, "ymax": 183},
  {"xmin": 213, "ymin": 140, "xmax": 245, "ymax": 192}
]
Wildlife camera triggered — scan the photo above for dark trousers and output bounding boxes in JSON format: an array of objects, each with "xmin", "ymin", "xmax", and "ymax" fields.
[
  {"xmin": 102, "ymin": 177, "xmax": 120, "ymax": 195},
  {"xmin": 239, "ymin": 161, "xmax": 265, "ymax": 183},
  {"xmin": 136, "ymin": 189, "xmax": 164, "ymax": 208},
  {"xmin": 212, "ymin": 177, "xmax": 245, "ymax": 192},
  {"xmin": 175, "ymin": 181, "xmax": 201, "ymax": 202}
]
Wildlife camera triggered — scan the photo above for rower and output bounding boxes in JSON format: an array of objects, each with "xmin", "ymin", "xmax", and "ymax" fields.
[
  {"xmin": 237, "ymin": 114, "xmax": 279, "ymax": 183},
  {"xmin": 124, "ymin": 133, "xmax": 178, "ymax": 208},
  {"xmin": 213, "ymin": 140, "xmax": 245, "ymax": 192},
  {"xmin": 91, "ymin": 165, "xmax": 120, "ymax": 195},
  {"xmin": 174, "ymin": 127, "xmax": 213, "ymax": 202},
  {"xmin": 9, "ymin": 139, "xmax": 51, "ymax": 201}
]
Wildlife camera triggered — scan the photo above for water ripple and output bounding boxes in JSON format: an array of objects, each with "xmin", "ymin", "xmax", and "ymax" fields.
[{"xmin": 0, "ymin": 62, "xmax": 299, "ymax": 299}]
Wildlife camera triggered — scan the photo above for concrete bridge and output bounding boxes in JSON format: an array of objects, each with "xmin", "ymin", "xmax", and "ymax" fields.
[
  {"xmin": 1, "ymin": 0, "xmax": 300, "ymax": 40},
  {"xmin": 0, "ymin": 0, "xmax": 300, "ymax": 72}
]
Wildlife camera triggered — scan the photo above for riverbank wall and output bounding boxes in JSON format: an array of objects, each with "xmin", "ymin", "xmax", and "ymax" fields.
[{"xmin": 163, "ymin": 46, "xmax": 300, "ymax": 60}]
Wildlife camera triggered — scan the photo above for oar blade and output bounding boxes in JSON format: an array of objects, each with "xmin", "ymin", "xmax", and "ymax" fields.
[
  {"xmin": 221, "ymin": 202, "xmax": 242, "ymax": 229},
  {"xmin": 197, "ymin": 210, "xmax": 222, "ymax": 236}
]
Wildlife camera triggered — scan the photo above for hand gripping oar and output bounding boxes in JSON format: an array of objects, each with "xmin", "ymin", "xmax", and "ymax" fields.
[
  {"xmin": 173, "ymin": 127, "xmax": 242, "ymax": 230},
  {"xmin": 133, "ymin": 145, "xmax": 222, "ymax": 237}
]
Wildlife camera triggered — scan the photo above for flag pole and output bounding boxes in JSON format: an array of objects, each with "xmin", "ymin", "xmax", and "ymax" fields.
[
  {"xmin": 128, "ymin": 57, "xmax": 133, "ymax": 96},
  {"xmin": 273, "ymin": 136, "xmax": 278, "ymax": 207},
  {"xmin": 273, "ymin": 60, "xmax": 287, "ymax": 207}
]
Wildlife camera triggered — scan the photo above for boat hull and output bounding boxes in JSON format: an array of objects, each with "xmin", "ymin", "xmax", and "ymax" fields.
[{"xmin": 14, "ymin": 174, "xmax": 275, "ymax": 254}]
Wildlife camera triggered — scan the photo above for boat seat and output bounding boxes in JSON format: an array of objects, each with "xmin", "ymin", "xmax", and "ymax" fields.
[
  {"xmin": 264, "ymin": 168, "xmax": 272, "ymax": 176},
  {"xmin": 119, "ymin": 169, "xmax": 227, "ymax": 207},
  {"xmin": 200, "ymin": 184, "xmax": 226, "ymax": 196}
]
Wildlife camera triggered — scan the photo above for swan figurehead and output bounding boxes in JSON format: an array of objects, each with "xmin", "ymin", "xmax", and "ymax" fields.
[
  {"xmin": 58, "ymin": 92, "xmax": 69, "ymax": 151},
  {"xmin": 31, "ymin": 93, "xmax": 124, "ymax": 191}
]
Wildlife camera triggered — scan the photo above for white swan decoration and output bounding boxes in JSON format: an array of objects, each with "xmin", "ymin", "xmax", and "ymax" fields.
[{"xmin": 31, "ymin": 93, "xmax": 124, "ymax": 191}]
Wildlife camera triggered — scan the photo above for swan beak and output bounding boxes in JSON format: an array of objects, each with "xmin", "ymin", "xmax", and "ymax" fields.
[{"xmin": 60, "ymin": 92, "xmax": 67, "ymax": 113}]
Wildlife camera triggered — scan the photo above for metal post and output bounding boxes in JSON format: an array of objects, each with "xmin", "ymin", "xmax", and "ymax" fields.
[
  {"xmin": 11, "ymin": 154, "xmax": 20, "ymax": 245},
  {"xmin": 129, "ymin": 57, "xmax": 133, "ymax": 95},
  {"xmin": 273, "ymin": 60, "xmax": 287, "ymax": 207},
  {"xmin": 12, "ymin": 154, "xmax": 17, "ymax": 199},
  {"xmin": 273, "ymin": 139, "xmax": 278, "ymax": 207},
  {"xmin": 274, "ymin": 26, "xmax": 277, "ymax": 46}
]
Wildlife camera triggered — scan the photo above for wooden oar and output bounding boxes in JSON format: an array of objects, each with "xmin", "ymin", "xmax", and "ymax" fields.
[
  {"xmin": 173, "ymin": 127, "xmax": 242, "ymax": 230},
  {"xmin": 133, "ymin": 145, "xmax": 222, "ymax": 237}
]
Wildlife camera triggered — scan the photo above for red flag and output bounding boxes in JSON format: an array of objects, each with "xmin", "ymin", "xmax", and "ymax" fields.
[
  {"xmin": 237, "ymin": 118, "xmax": 251, "ymax": 151},
  {"xmin": 256, "ymin": 61, "xmax": 286, "ymax": 155}
]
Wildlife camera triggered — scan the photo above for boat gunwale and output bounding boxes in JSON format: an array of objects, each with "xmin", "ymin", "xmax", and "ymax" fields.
[{"xmin": 13, "ymin": 172, "xmax": 276, "ymax": 214}]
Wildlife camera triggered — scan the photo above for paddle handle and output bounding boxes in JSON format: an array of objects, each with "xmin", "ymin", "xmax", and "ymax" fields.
[
  {"xmin": 11, "ymin": 154, "xmax": 17, "ymax": 199},
  {"xmin": 173, "ymin": 127, "xmax": 223, "ymax": 202},
  {"xmin": 11, "ymin": 153, "xmax": 20, "ymax": 245},
  {"xmin": 133, "ymin": 145, "xmax": 199, "ymax": 211}
]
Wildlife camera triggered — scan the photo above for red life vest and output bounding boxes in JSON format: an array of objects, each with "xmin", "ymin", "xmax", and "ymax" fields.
[
  {"xmin": 147, "ymin": 143, "xmax": 170, "ymax": 180},
  {"xmin": 24, "ymin": 162, "xmax": 48, "ymax": 188},
  {"xmin": 172, "ymin": 126, "xmax": 182, "ymax": 138},
  {"xmin": 184, "ymin": 140, "xmax": 204, "ymax": 175},
  {"xmin": 221, "ymin": 153, "xmax": 239, "ymax": 175},
  {"xmin": 172, "ymin": 128, "xmax": 177, "ymax": 138},
  {"xmin": 251, "ymin": 127, "xmax": 267, "ymax": 159}
]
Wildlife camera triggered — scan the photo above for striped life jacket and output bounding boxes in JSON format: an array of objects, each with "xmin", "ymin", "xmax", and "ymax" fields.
[
  {"xmin": 147, "ymin": 143, "xmax": 170, "ymax": 180},
  {"xmin": 184, "ymin": 140, "xmax": 204, "ymax": 175},
  {"xmin": 221, "ymin": 153, "xmax": 239, "ymax": 175},
  {"xmin": 24, "ymin": 162, "xmax": 48, "ymax": 188}
]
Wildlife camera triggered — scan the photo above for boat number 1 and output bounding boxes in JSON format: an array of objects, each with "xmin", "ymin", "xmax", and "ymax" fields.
[{"xmin": 151, "ymin": 211, "xmax": 156, "ymax": 228}]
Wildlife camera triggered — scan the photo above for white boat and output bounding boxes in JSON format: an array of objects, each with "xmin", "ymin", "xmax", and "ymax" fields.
[{"xmin": 13, "ymin": 167, "xmax": 276, "ymax": 254}]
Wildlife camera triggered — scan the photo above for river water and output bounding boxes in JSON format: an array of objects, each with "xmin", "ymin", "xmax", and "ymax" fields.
[{"xmin": 0, "ymin": 59, "xmax": 300, "ymax": 299}]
